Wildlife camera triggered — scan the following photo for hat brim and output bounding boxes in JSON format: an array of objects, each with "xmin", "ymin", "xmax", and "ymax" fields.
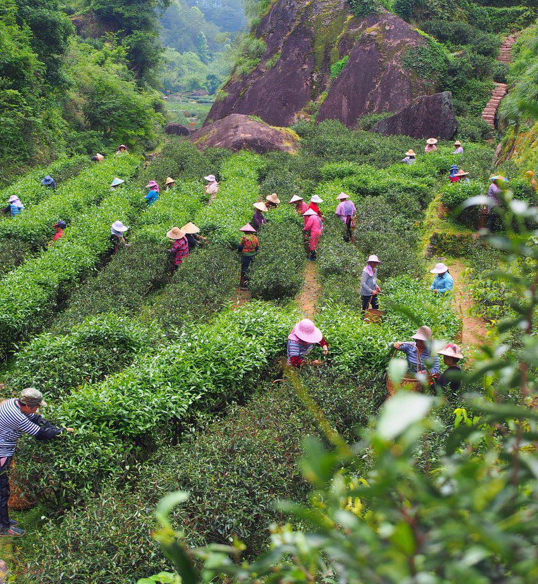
[
  {"xmin": 295, "ymin": 327, "xmax": 323, "ymax": 344},
  {"xmin": 167, "ymin": 229, "xmax": 185, "ymax": 239},
  {"xmin": 412, "ymin": 334, "xmax": 429, "ymax": 341},
  {"xmin": 438, "ymin": 350, "xmax": 463, "ymax": 359}
]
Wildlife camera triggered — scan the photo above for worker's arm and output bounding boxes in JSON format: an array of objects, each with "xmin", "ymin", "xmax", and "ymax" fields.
[
  {"xmin": 430, "ymin": 356, "xmax": 440, "ymax": 376},
  {"xmin": 28, "ymin": 414, "xmax": 65, "ymax": 441}
]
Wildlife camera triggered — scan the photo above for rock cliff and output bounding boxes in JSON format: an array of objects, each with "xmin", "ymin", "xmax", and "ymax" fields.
[{"xmin": 206, "ymin": 2, "xmax": 436, "ymax": 129}]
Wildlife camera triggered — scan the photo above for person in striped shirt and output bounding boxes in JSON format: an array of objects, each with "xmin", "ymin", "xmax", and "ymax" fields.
[
  {"xmin": 0, "ymin": 388, "xmax": 73, "ymax": 537},
  {"xmin": 287, "ymin": 319, "xmax": 328, "ymax": 368},
  {"xmin": 167, "ymin": 227, "xmax": 189, "ymax": 272},
  {"xmin": 393, "ymin": 326, "xmax": 440, "ymax": 376}
]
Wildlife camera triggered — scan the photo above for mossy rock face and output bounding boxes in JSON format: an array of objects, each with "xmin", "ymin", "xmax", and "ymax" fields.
[
  {"xmin": 205, "ymin": 3, "xmax": 436, "ymax": 129},
  {"xmin": 191, "ymin": 114, "xmax": 299, "ymax": 154}
]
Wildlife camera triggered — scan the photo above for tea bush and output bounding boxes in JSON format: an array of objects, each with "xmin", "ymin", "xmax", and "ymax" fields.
[
  {"xmin": 5, "ymin": 314, "xmax": 164, "ymax": 399},
  {"xmin": 138, "ymin": 142, "xmax": 232, "ymax": 185},
  {"xmin": 440, "ymin": 180, "xmax": 485, "ymax": 227},
  {"xmin": 0, "ymin": 185, "xmax": 142, "ymax": 358},
  {"xmin": 383, "ymin": 275, "xmax": 460, "ymax": 341},
  {"xmin": 0, "ymin": 238, "xmax": 35, "ymax": 279},
  {"xmin": 15, "ymin": 302, "xmax": 297, "ymax": 500},
  {"xmin": 249, "ymin": 210, "xmax": 305, "ymax": 301},
  {"xmin": 0, "ymin": 155, "xmax": 140, "ymax": 246},
  {"xmin": 22, "ymin": 372, "xmax": 384, "ymax": 584},
  {"xmin": 196, "ymin": 152, "xmax": 263, "ymax": 246},
  {"xmin": 55, "ymin": 182, "xmax": 206, "ymax": 329},
  {"xmin": 150, "ymin": 245, "xmax": 238, "ymax": 331},
  {"xmin": 0, "ymin": 155, "xmax": 88, "ymax": 216}
]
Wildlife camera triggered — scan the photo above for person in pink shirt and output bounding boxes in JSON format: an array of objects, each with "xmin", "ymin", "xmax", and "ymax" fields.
[
  {"xmin": 335, "ymin": 192, "xmax": 356, "ymax": 242},
  {"xmin": 425, "ymin": 138, "xmax": 438, "ymax": 153},
  {"xmin": 289, "ymin": 194, "xmax": 308, "ymax": 215},
  {"xmin": 303, "ymin": 209, "xmax": 323, "ymax": 261}
]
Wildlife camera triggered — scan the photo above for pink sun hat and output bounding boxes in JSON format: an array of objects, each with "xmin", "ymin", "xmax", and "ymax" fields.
[
  {"xmin": 239, "ymin": 223, "xmax": 257, "ymax": 233},
  {"xmin": 293, "ymin": 319, "xmax": 322, "ymax": 344},
  {"xmin": 145, "ymin": 180, "xmax": 158, "ymax": 189}
]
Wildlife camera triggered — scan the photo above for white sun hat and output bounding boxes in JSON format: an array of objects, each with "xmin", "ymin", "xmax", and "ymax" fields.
[
  {"xmin": 289, "ymin": 195, "xmax": 304, "ymax": 204},
  {"xmin": 367, "ymin": 255, "xmax": 381, "ymax": 263},
  {"xmin": 110, "ymin": 178, "xmax": 125, "ymax": 188},
  {"xmin": 430, "ymin": 263, "xmax": 448, "ymax": 274},
  {"xmin": 336, "ymin": 192, "xmax": 350, "ymax": 200},
  {"xmin": 253, "ymin": 202, "xmax": 268, "ymax": 212},
  {"xmin": 412, "ymin": 326, "xmax": 433, "ymax": 342},
  {"xmin": 111, "ymin": 220, "xmax": 129, "ymax": 233},
  {"xmin": 310, "ymin": 195, "xmax": 323, "ymax": 203},
  {"xmin": 303, "ymin": 209, "xmax": 318, "ymax": 216},
  {"xmin": 204, "ymin": 175, "xmax": 216, "ymax": 182},
  {"xmin": 438, "ymin": 343, "xmax": 464, "ymax": 359}
]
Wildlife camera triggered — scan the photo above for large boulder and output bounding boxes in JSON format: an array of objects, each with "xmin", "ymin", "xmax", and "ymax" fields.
[
  {"xmin": 371, "ymin": 92, "xmax": 458, "ymax": 139},
  {"xmin": 165, "ymin": 123, "xmax": 191, "ymax": 136},
  {"xmin": 205, "ymin": 3, "xmax": 436, "ymax": 129},
  {"xmin": 191, "ymin": 114, "xmax": 299, "ymax": 154}
]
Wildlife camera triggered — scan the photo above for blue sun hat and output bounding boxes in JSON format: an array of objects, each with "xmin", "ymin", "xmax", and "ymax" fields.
[
  {"xmin": 41, "ymin": 175, "xmax": 56, "ymax": 187},
  {"xmin": 449, "ymin": 165, "xmax": 459, "ymax": 177}
]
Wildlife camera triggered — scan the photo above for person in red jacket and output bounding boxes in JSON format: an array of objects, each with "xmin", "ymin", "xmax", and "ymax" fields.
[
  {"xmin": 308, "ymin": 195, "xmax": 324, "ymax": 219},
  {"xmin": 167, "ymin": 227, "xmax": 189, "ymax": 272},
  {"xmin": 49, "ymin": 220, "xmax": 66, "ymax": 245}
]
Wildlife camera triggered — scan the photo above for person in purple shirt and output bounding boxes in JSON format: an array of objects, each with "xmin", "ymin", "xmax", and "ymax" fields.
[{"xmin": 335, "ymin": 192, "xmax": 356, "ymax": 242}]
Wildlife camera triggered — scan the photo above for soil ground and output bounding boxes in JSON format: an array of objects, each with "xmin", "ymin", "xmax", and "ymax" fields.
[{"xmin": 296, "ymin": 261, "xmax": 321, "ymax": 318}]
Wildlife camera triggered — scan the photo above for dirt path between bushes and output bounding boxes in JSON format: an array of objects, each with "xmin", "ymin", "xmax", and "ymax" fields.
[
  {"xmin": 296, "ymin": 261, "xmax": 321, "ymax": 319},
  {"xmin": 232, "ymin": 287, "xmax": 251, "ymax": 309},
  {"xmin": 448, "ymin": 261, "xmax": 488, "ymax": 352}
]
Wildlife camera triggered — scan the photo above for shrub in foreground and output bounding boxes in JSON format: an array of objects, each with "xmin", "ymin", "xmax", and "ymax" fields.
[{"xmin": 21, "ymin": 372, "xmax": 384, "ymax": 584}]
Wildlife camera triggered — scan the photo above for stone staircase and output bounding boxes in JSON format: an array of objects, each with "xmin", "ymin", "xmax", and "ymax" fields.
[{"xmin": 482, "ymin": 34, "xmax": 517, "ymax": 129}]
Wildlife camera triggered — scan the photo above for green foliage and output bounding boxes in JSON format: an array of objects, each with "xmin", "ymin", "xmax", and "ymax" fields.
[
  {"xmin": 21, "ymin": 372, "xmax": 384, "ymax": 584},
  {"xmin": 383, "ymin": 275, "xmax": 460, "ymax": 341},
  {"xmin": 6, "ymin": 314, "xmax": 163, "ymax": 399},
  {"xmin": 403, "ymin": 36, "xmax": 449, "ymax": 90},
  {"xmin": 393, "ymin": 0, "xmax": 414, "ymax": 20},
  {"xmin": 249, "ymin": 211, "xmax": 305, "ymax": 301},
  {"xmin": 150, "ymin": 245, "xmax": 238, "ymax": 330},
  {"xmin": 0, "ymin": 161, "xmax": 142, "ymax": 358},
  {"xmin": 231, "ymin": 34, "xmax": 266, "ymax": 78},
  {"xmin": 420, "ymin": 20, "xmax": 499, "ymax": 58},
  {"xmin": 330, "ymin": 55, "xmax": 348, "ymax": 79},
  {"xmin": 14, "ymin": 302, "xmax": 297, "ymax": 501},
  {"xmin": 456, "ymin": 116, "xmax": 495, "ymax": 142},
  {"xmin": 196, "ymin": 151, "xmax": 262, "ymax": 245},
  {"xmin": 348, "ymin": 0, "xmax": 379, "ymax": 18}
]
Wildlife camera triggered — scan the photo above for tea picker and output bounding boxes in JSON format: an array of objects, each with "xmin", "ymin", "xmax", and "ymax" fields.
[
  {"xmin": 252, "ymin": 202, "xmax": 268, "ymax": 231},
  {"xmin": 110, "ymin": 220, "xmax": 129, "ymax": 253},
  {"xmin": 335, "ymin": 192, "xmax": 356, "ymax": 242},
  {"xmin": 181, "ymin": 222, "xmax": 208, "ymax": 251},
  {"xmin": 361, "ymin": 255, "xmax": 381, "ymax": 311},
  {"xmin": 436, "ymin": 344, "xmax": 464, "ymax": 396},
  {"xmin": 289, "ymin": 195, "xmax": 308, "ymax": 215},
  {"xmin": 1, "ymin": 196, "xmax": 24, "ymax": 218},
  {"xmin": 237, "ymin": 223, "xmax": 259, "ymax": 290},
  {"xmin": 287, "ymin": 319, "xmax": 329, "ymax": 368},
  {"xmin": 204, "ymin": 174, "xmax": 219, "ymax": 201},
  {"xmin": 393, "ymin": 326, "xmax": 440, "ymax": 376},
  {"xmin": 308, "ymin": 195, "xmax": 324, "ymax": 220},
  {"xmin": 303, "ymin": 209, "xmax": 323, "ymax": 261},
  {"xmin": 425, "ymin": 138, "xmax": 438, "ymax": 153},
  {"xmin": 430, "ymin": 263, "xmax": 453, "ymax": 294},
  {"xmin": 144, "ymin": 181, "xmax": 159, "ymax": 206},
  {"xmin": 167, "ymin": 227, "xmax": 189, "ymax": 272},
  {"xmin": 0, "ymin": 388, "xmax": 74, "ymax": 537}
]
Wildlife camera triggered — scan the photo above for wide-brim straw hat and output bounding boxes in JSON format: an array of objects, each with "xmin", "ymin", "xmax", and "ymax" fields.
[
  {"xmin": 456, "ymin": 170, "xmax": 469, "ymax": 177},
  {"xmin": 294, "ymin": 319, "xmax": 323, "ymax": 344},
  {"xmin": 266, "ymin": 193, "xmax": 280, "ymax": 205},
  {"xmin": 181, "ymin": 222, "xmax": 200, "ymax": 234},
  {"xmin": 311, "ymin": 195, "xmax": 323, "ymax": 203},
  {"xmin": 254, "ymin": 202, "xmax": 268, "ymax": 212},
  {"xmin": 412, "ymin": 326, "xmax": 433, "ymax": 342},
  {"xmin": 95, "ymin": 153, "xmax": 105, "ymax": 161},
  {"xmin": 240, "ymin": 223, "xmax": 257, "ymax": 233},
  {"xmin": 167, "ymin": 227, "xmax": 185, "ymax": 240},
  {"xmin": 427, "ymin": 138, "xmax": 438, "ymax": 145},
  {"xmin": 165, "ymin": 177, "xmax": 175, "ymax": 185},
  {"xmin": 367, "ymin": 255, "xmax": 381, "ymax": 264},
  {"xmin": 303, "ymin": 209, "xmax": 318, "ymax": 216},
  {"xmin": 430, "ymin": 262, "xmax": 448, "ymax": 274},
  {"xmin": 289, "ymin": 195, "xmax": 304, "ymax": 204},
  {"xmin": 438, "ymin": 343, "xmax": 464, "ymax": 360},
  {"xmin": 111, "ymin": 220, "xmax": 129, "ymax": 233},
  {"xmin": 118, "ymin": 145, "xmax": 127, "ymax": 150},
  {"xmin": 406, "ymin": 149, "xmax": 416, "ymax": 156},
  {"xmin": 204, "ymin": 175, "xmax": 216, "ymax": 182},
  {"xmin": 337, "ymin": 192, "xmax": 350, "ymax": 200},
  {"xmin": 454, "ymin": 141, "xmax": 462, "ymax": 147},
  {"xmin": 110, "ymin": 178, "xmax": 125, "ymax": 187}
]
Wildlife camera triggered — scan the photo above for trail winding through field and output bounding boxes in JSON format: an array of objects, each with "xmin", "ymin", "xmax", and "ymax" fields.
[
  {"xmin": 448, "ymin": 261, "xmax": 488, "ymax": 350},
  {"xmin": 296, "ymin": 261, "xmax": 321, "ymax": 318}
]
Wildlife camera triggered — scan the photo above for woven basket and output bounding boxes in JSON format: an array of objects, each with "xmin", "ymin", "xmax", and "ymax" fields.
[
  {"xmin": 364, "ymin": 309, "xmax": 384, "ymax": 324},
  {"xmin": 8, "ymin": 461, "xmax": 36, "ymax": 510},
  {"xmin": 386, "ymin": 376, "xmax": 422, "ymax": 397}
]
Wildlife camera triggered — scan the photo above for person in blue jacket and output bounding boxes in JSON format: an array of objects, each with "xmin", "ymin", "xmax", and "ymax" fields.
[
  {"xmin": 144, "ymin": 183, "xmax": 159, "ymax": 206},
  {"xmin": 2, "ymin": 195, "xmax": 24, "ymax": 218},
  {"xmin": 430, "ymin": 263, "xmax": 454, "ymax": 294}
]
